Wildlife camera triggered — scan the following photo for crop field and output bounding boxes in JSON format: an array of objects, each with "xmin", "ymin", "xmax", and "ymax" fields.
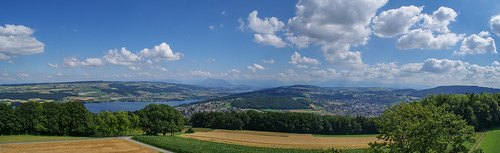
[
  {"xmin": 180, "ymin": 129, "xmax": 380, "ymax": 149},
  {"xmin": 0, "ymin": 135, "xmax": 91, "ymax": 144},
  {"xmin": 133, "ymin": 135, "xmax": 330, "ymax": 153},
  {"xmin": 0, "ymin": 139, "xmax": 156, "ymax": 153}
]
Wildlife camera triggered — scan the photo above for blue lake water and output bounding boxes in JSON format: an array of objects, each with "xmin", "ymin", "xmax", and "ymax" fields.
[{"xmin": 84, "ymin": 99, "xmax": 201, "ymax": 113}]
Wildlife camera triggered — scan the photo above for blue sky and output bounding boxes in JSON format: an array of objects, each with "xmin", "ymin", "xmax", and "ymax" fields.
[{"xmin": 1, "ymin": 0, "xmax": 500, "ymax": 88}]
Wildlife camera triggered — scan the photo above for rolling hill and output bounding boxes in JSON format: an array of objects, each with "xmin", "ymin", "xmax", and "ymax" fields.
[
  {"xmin": 0, "ymin": 81, "xmax": 230, "ymax": 103},
  {"xmin": 409, "ymin": 85, "xmax": 500, "ymax": 97}
]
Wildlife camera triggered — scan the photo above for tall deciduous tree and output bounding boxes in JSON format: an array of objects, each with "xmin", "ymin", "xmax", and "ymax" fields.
[
  {"xmin": 138, "ymin": 104, "xmax": 184, "ymax": 136},
  {"xmin": 14, "ymin": 101, "xmax": 45, "ymax": 134},
  {"xmin": 41, "ymin": 102, "xmax": 61, "ymax": 135},
  {"xmin": 59, "ymin": 102, "xmax": 94, "ymax": 136},
  {"xmin": 0, "ymin": 103, "xmax": 18, "ymax": 135},
  {"xmin": 370, "ymin": 102, "xmax": 475, "ymax": 152}
]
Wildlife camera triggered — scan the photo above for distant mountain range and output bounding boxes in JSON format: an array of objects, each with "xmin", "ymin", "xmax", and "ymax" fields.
[
  {"xmin": 409, "ymin": 85, "xmax": 500, "ymax": 97},
  {"xmin": 197, "ymin": 78, "xmax": 233, "ymax": 87}
]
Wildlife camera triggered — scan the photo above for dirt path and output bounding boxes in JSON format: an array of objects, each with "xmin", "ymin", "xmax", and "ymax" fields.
[{"xmin": 0, "ymin": 137, "xmax": 172, "ymax": 153}]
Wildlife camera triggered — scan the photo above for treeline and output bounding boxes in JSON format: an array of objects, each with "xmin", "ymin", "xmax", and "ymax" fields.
[
  {"xmin": 191, "ymin": 111, "xmax": 378, "ymax": 135},
  {"xmin": 419, "ymin": 93, "xmax": 500, "ymax": 131},
  {"xmin": 0, "ymin": 101, "xmax": 183, "ymax": 137}
]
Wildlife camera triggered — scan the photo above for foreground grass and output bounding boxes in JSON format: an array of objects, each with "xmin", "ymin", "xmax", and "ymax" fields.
[
  {"xmin": 0, "ymin": 135, "xmax": 91, "ymax": 144},
  {"xmin": 312, "ymin": 133, "xmax": 378, "ymax": 137},
  {"xmin": 133, "ymin": 135, "xmax": 363, "ymax": 153},
  {"xmin": 479, "ymin": 127, "xmax": 500, "ymax": 153}
]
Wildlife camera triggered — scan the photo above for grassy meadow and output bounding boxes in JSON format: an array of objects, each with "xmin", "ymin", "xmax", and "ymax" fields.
[{"xmin": 479, "ymin": 127, "xmax": 500, "ymax": 153}]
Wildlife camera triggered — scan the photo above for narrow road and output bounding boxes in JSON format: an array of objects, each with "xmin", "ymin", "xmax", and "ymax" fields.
[
  {"xmin": 0, "ymin": 136, "xmax": 173, "ymax": 153},
  {"xmin": 119, "ymin": 136, "xmax": 173, "ymax": 153}
]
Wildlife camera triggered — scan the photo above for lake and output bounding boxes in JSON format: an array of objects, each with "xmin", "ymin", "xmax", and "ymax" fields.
[{"xmin": 84, "ymin": 99, "xmax": 201, "ymax": 113}]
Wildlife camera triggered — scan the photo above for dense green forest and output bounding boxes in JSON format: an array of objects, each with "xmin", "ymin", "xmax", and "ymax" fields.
[
  {"xmin": 0, "ymin": 102, "xmax": 183, "ymax": 137},
  {"xmin": 419, "ymin": 93, "xmax": 500, "ymax": 131}
]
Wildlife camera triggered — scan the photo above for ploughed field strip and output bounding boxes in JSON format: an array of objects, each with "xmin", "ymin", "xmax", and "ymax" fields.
[
  {"xmin": 0, "ymin": 139, "xmax": 156, "ymax": 153},
  {"xmin": 180, "ymin": 129, "xmax": 380, "ymax": 149}
]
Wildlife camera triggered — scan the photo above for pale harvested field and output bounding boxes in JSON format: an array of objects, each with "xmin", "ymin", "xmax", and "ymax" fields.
[
  {"xmin": 180, "ymin": 129, "xmax": 380, "ymax": 149},
  {"xmin": 0, "ymin": 139, "xmax": 156, "ymax": 153}
]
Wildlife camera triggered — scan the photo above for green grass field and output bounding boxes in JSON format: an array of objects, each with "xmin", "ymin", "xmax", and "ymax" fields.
[
  {"xmin": 312, "ymin": 133, "xmax": 378, "ymax": 137},
  {"xmin": 133, "ymin": 135, "xmax": 363, "ymax": 153},
  {"xmin": 479, "ymin": 127, "xmax": 500, "ymax": 153},
  {"xmin": 0, "ymin": 135, "xmax": 91, "ymax": 144}
]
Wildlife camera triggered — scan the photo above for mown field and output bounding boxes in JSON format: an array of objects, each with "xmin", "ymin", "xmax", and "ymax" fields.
[
  {"xmin": 0, "ymin": 138, "xmax": 156, "ymax": 153},
  {"xmin": 133, "ymin": 135, "xmax": 358, "ymax": 153},
  {"xmin": 178, "ymin": 129, "xmax": 379, "ymax": 150},
  {"xmin": 0, "ymin": 135, "xmax": 91, "ymax": 144},
  {"xmin": 479, "ymin": 127, "xmax": 500, "ymax": 153}
]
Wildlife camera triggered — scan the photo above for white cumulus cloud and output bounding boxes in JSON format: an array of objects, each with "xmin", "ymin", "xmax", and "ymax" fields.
[
  {"xmin": 420, "ymin": 6, "xmax": 458, "ymax": 33},
  {"xmin": 421, "ymin": 58, "xmax": 469, "ymax": 73},
  {"xmin": 0, "ymin": 24, "xmax": 45, "ymax": 59},
  {"xmin": 50, "ymin": 42, "xmax": 181, "ymax": 71},
  {"xmin": 48, "ymin": 57, "xmax": 105, "ymax": 68},
  {"xmin": 396, "ymin": 29, "xmax": 464, "ymax": 50},
  {"xmin": 247, "ymin": 63, "xmax": 266, "ymax": 72},
  {"xmin": 289, "ymin": 52, "xmax": 320, "ymax": 66},
  {"xmin": 245, "ymin": 10, "xmax": 287, "ymax": 48},
  {"xmin": 372, "ymin": 5, "xmax": 423, "ymax": 38},
  {"xmin": 454, "ymin": 32, "xmax": 497, "ymax": 55},
  {"xmin": 139, "ymin": 42, "xmax": 182, "ymax": 62},
  {"xmin": 287, "ymin": 0, "xmax": 387, "ymax": 67},
  {"xmin": 247, "ymin": 10, "xmax": 284, "ymax": 34},
  {"xmin": 321, "ymin": 43, "xmax": 363, "ymax": 67},
  {"xmin": 104, "ymin": 47, "xmax": 143, "ymax": 66},
  {"xmin": 490, "ymin": 15, "xmax": 500, "ymax": 37},
  {"xmin": 253, "ymin": 34, "xmax": 286, "ymax": 48}
]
